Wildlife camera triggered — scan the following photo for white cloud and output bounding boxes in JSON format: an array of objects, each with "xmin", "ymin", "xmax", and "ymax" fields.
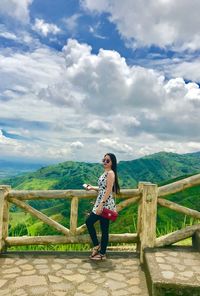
[
  {"xmin": 88, "ymin": 21, "xmax": 107, "ymax": 40},
  {"xmin": 98, "ymin": 138, "xmax": 134, "ymax": 154},
  {"xmin": 0, "ymin": 129, "xmax": 17, "ymax": 145},
  {"xmin": 0, "ymin": 31, "xmax": 17, "ymax": 41},
  {"xmin": 0, "ymin": 47, "xmax": 65, "ymax": 102},
  {"xmin": 87, "ymin": 119, "xmax": 113, "ymax": 133},
  {"xmin": 62, "ymin": 38, "xmax": 92, "ymax": 67},
  {"xmin": 63, "ymin": 14, "xmax": 81, "ymax": 35},
  {"xmin": 185, "ymin": 83, "xmax": 200, "ymax": 102},
  {"xmin": 81, "ymin": 0, "xmax": 109, "ymax": 12},
  {"xmin": 112, "ymin": 114, "xmax": 140, "ymax": 135},
  {"xmin": 62, "ymin": 39, "xmax": 165, "ymax": 115},
  {"xmin": 0, "ymin": 129, "xmax": 35, "ymax": 159},
  {"xmin": 82, "ymin": 0, "xmax": 200, "ymax": 50},
  {"xmin": 0, "ymin": 0, "xmax": 32, "ymax": 23},
  {"xmin": 61, "ymin": 39, "xmax": 200, "ymax": 144},
  {"xmin": 0, "ymin": 24, "xmax": 42, "ymax": 51},
  {"xmin": 89, "ymin": 26, "xmax": 107, "ymax": 40},
  {"xmin": 0, "ymin": 131, "xmax": 73, "ymax": 162},
  {"xmin": 1, "ymin": 39, "xmax": 200, "ymax": 162},
  {"xmin": 164, "ymin": 78, "xmax": 200, "ymax": 104},
  {"xmin": 117, "ymin": 115, "xmax": 140, "ymax": 127},
  {"xmin": 164, "ymin": 78, "xmax": 187, "ymax": 96},
  {"xmin": 167, "ymin": 59, "xmax": 200, "ymax": 83},
  {"xmin": 33, "ymin": 18, "xmax": 61, "ymax": 36},
  {"xmin": 70, "ymin": 141, "xmax": 84, "ymax": 149}
]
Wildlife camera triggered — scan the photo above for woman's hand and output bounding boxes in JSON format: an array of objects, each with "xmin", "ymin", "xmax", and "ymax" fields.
[
  {"xmin": 85, "ymin": 184, "xmax": 94, "ymax": 191},
  {"xmin": 86, "ymin": 184, "xmax": 99, "ymax": 192},
  {"xmin": 96, "ymin": 203, "xmax": 104, "ymax": 215}
]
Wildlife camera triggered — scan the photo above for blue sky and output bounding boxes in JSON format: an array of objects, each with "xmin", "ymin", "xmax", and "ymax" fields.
[{"xmin": 1, "ymin": 0, "xmax": 200, "ymax": 164}]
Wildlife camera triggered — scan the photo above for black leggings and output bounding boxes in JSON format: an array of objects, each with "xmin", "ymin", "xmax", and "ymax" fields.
[{"xmin": 85, "ymin": 212, "xmax": 110, "ymax": 255}]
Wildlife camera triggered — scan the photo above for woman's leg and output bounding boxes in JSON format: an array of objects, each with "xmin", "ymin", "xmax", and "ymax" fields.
[
  {"xmin": 85, "ymin": 212, "xmax": 100, "ymax": 247},
  {"xmin": 99, "ymin": 217, "xmax": 110, "ymax": 255}
]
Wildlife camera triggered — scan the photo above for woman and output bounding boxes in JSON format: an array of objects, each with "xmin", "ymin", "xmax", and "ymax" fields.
[{"xmin": 85, "ymin": 153, "xmax": 120, "ymax": 260}]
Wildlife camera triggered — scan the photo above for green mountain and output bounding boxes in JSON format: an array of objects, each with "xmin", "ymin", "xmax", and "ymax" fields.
[
  {"xmin": 1, "ymin": 151, "xmax": 200, "ymax": 247},
  {"xmin": 2, "ymin": 151, "xmax": 200, "ymax": 190}
]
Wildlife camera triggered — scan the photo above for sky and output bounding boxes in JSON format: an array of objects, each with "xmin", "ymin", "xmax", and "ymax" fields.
[{"xmin": 1, "ymin": 0, "xmax": 200, "ymax": 164}]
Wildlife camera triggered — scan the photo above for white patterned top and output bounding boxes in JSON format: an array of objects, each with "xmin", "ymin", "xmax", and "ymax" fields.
[{"xmin": 92, "ymin": 171, "xmax": 116, "ymax": 214}]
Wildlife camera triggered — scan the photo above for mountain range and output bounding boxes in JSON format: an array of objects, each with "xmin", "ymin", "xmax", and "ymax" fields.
[{"xmin": 1, "ymin": 151, "xmax": 200, "ymax": 190}]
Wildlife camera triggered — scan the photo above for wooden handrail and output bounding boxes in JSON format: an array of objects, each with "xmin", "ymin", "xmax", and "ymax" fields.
[
  {"xmin": 158, "ymin": 173, "xmax": 200, "ymax": 197},
  {"xmin": 155, "ymin": 224, "xmax": 200, "ymax": 247},
  {"xmin": 158, "ymin": 198, "xmax": 200, "ymax": 219},
  {"xmin": 7, "ymin": 188, "xmax": 141, "ymax": 200},
  {"xmin": 5, "ymin": 233, "xmax": 138, "ymax": 246},
  {"xmin": 0, "ymin": 187, "xmax": 141, "ymax": 250}
]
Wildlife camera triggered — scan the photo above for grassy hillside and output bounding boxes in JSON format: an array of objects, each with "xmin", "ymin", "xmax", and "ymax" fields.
[
  {"xmin": 1, "ymin": 161, "xmax": 102, "ymax": 190},
  {"xmin": 118, "ymin": 151, "xmax": 200, "ymax": 187}
]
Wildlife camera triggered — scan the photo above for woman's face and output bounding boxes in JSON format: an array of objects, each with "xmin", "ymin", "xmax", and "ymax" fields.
[{"xmin": 102, "ymin": 154, "xmax": 112, "ymax": 170}]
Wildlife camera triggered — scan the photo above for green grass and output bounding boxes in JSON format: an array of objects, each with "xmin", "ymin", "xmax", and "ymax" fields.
[
  {"xmin": 8, "ymin": 244, "xmax": 91, "ymax": 252},
  {"xmin": 174, "ymin": 237, "xmax": 192, "ymax": 246},
  {"xmin": 15, "ymin": 178, "xmax": 58, "ymax": 190},
  {"xmin": 9, "ymin": 211, "xmax": 28, "ymax": 227}
]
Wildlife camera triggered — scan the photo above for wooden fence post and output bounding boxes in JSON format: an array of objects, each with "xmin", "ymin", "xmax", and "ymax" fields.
[
  {"xmin": 70, "ymin": 197, "xmax": 78, "ymax": 235},
  {"xmin": 0, "ymin": 185, "xmax": 11, "ymax": 253},
  {"xmin": 136, "ymin": 182, "xmax": 151, "ymax": 252},
  {"xmin": 138, "ymin": 183, "xmax": 158, "ymax": 263}
]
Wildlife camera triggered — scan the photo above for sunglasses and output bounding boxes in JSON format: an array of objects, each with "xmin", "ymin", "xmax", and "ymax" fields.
[{"xmin": 102, "ymin": 158, "xmax": 110, "ymax": 164}]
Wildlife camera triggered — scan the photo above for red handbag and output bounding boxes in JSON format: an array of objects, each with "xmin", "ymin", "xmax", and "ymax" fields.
[{"xmin": 101, "ymin": 208, "xmax": 118, "ymax": 221}]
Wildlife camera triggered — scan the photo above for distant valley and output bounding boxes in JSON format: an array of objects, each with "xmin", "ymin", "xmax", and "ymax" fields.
[{"xmin": 0, "ymin": 159, "xmax": 45, "ymax": 179}]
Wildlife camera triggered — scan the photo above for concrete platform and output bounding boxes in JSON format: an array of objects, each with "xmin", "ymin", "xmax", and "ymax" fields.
[
  {"xmin": 144, "ymin": 246, "xmax": 200, "ymax": 296},
  {"xmin": 0, "ymin": 251, "xmax": 148, "ymax": 296}
]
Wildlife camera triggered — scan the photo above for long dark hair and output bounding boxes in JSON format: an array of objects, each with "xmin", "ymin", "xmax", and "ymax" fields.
[{"xmin": 105, "ymin": 153, "xmax": 120, "ymax": 194}]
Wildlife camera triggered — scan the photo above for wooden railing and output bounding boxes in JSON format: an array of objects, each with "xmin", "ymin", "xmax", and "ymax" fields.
[
  {"xmin": 0, "ymin": 187, "xmax": 140, "ymax": 251},
  {"xmin": 0, "ymin": 173, "xmax": 200, "ymax": 263}
]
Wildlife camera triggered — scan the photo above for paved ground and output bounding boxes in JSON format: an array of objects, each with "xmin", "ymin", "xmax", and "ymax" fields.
[
  {"xmin": 145, "ymin": 247, "xmax": 200, "ymax": 296},
  {"xmin": 0, "ymin": 251, "xmax": 149, "ymax": 296}
]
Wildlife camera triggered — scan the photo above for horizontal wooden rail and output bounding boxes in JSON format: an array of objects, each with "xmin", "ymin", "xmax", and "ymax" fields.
[
  {"xmin": 158, "ymin": 173, "xmax": 200, "ymax": 197},
  {"xmin": 158, "ymin": 198, "xmax": 200, "ymax": 219},
  {"xmin": 7, "ymin": 188, "xmax": 141, "ymax": 200},
  {"xmin": 5, "ymin": 233, "xmax": 138, "ymax": 246},
  {"xmin": 155, "ymin": 224, "xmax": 200, "ymax": 247}
]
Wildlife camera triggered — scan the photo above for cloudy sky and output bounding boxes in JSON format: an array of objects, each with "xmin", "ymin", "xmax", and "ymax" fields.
[{"xmin": 1, "ymin": 0, "xmax": 200, "ymax": 164}]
